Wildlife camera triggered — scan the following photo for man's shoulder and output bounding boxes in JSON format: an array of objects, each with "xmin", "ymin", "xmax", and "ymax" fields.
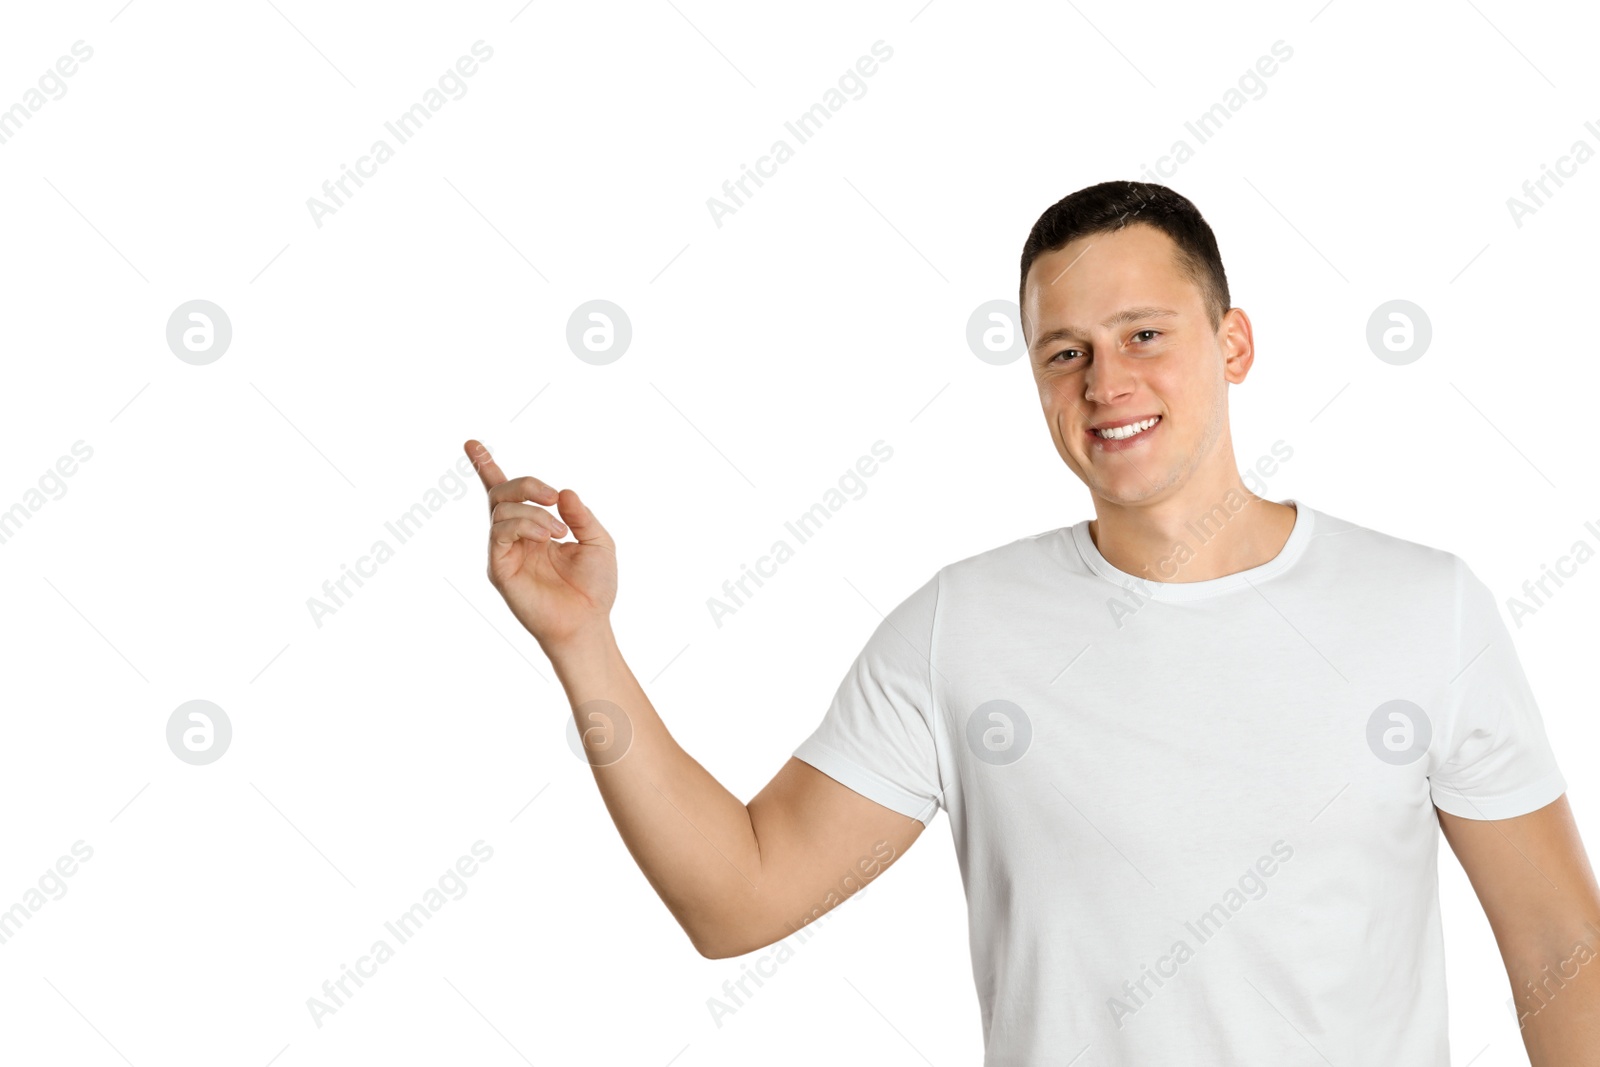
[
  {"xmin": 1299, "ymin": 501, "xmax": 1466, "ymax": 591},
  {"xmin": 934, "ymin": 524, "xmax": 1075, "ymax": 583},
  {"xmin": 868, "ymin": 530, "xmax": 1071, "ymax": 625}
]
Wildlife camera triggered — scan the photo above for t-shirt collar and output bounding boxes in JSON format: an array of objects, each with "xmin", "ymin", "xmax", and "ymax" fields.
[{"xmin": 1069, "ymin": 498, "xmax": 1315, "ymax": 601}]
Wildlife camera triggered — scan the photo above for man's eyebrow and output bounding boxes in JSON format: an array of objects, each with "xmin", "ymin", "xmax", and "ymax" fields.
[{"xmin": 1029, "ymin": 306, "xmax": 1179, "ymax": 352}]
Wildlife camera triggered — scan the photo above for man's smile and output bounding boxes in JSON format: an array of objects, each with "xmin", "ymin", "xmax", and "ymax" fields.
[{"xmin": 1086, "ymin": 414, "xmax": 1163, "ymax": 451}]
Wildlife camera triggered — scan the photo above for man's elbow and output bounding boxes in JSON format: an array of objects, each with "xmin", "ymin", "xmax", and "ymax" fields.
[
  {"xmin": 690, "ymin": 926, "xmax": 755, "ymax": 960},
  {"xmin": 690, "ymin": 915, "xmax": 791, "ymax": 960},
  {"xmin": 693, "ymin": 937, "xmax": 742, "ymax": 960}
]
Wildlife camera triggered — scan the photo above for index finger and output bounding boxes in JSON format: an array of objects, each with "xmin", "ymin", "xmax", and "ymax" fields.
[
  {"xmin": 464, "ymin": 439, "xmax": 508, "ymax": 490},
  {"xmin": 465, "ymin": 440, "xmax": 560, "ymax": 509}
]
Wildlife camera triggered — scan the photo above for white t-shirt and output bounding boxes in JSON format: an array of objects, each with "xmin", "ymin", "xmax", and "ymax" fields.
[{"xmin": 793, "ymin": 498, "xmax": 1567, "ymax": 1065}]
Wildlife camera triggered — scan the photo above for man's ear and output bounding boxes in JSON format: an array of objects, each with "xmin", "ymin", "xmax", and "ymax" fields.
[{"xmin": 1219, "ymin": 307, "xmax": 1255, "ymax": 383}]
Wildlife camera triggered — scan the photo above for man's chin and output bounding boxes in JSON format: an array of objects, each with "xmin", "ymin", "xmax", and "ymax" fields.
[{"xmin": 1085, "ymin": 477, "xmax": 1172, "ymax": 509}]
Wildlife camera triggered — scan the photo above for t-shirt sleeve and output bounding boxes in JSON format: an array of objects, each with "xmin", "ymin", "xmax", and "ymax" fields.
[
  {"xmin": 1428, "ymin": 556, "xmax": 1567, "ymax": 820},
  {"xmin": 791, "ymin": 570, "xmax": 946, "ymax": 826}
]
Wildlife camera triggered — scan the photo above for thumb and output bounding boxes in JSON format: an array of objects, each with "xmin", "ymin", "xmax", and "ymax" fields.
[{"xmin": 556, "ymin": 488, "xmax": 613, "ymax": 549}]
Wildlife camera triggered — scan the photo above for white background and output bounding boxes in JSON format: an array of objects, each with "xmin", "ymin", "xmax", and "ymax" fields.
[{"xmin": 1, "ymin": 1, "xmax": 1596, "ymax": 1064}]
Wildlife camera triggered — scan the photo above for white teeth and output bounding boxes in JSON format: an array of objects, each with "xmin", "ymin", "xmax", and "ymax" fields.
[{"xmin": 1094, "ymin": 416, "xmax": 1160, "ymax": 440}]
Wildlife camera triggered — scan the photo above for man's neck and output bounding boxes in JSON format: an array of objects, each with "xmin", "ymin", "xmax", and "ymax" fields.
[{"xmin": 1087, "ymin": 484, "xmax": 1297, "ymax": 585}]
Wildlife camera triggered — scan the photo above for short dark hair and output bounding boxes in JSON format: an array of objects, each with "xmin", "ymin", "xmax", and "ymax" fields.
[{"xmin": 1018, "ymin": 180, "xmax": 1230, "ymax": 335}]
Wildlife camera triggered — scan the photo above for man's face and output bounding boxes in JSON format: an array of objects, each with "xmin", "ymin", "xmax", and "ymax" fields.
[{"xmin": 1022, "ymin": 223, "xmax": 1244, "ymax": 508}]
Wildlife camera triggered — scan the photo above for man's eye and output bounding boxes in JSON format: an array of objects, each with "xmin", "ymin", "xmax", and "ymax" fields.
[
  {"xmin": 1051, "ymin": 349, "xmax": 1083, "ymax": 363},
  {"xmin": 1132, "ymin": 329, "xmax": 1160, "ymax": 343}
]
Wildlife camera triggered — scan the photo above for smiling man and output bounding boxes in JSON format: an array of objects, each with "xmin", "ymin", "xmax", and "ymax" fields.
[{"xmin": 467, "ymin": 180, "xmax": 1599, "ymax": 1065}]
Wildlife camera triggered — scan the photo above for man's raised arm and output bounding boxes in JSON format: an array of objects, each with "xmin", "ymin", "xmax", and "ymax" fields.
[{"xmin": 464, "ymin": 440, "xmax": 925, "ymax": 958}]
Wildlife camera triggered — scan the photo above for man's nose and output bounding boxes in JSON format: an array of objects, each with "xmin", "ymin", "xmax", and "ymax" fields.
[{"xmin": 1084, "ymin": 346, "xmax": 1135, "ymax": 405}]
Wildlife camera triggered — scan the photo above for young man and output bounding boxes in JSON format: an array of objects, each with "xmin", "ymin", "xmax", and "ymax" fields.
[{"xmin": 465, "ymin": 181, "xmax": 1600, "ymax": 1064}]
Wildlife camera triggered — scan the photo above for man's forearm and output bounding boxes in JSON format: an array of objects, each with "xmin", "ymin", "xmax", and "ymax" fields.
[
  {"xmin": 1510, "ymin": 918, "xmax": 1600, "ymax": 1065},
  {"xmin": 545, "ymin": 626, "xmax": 765, "ymax": 956}
]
